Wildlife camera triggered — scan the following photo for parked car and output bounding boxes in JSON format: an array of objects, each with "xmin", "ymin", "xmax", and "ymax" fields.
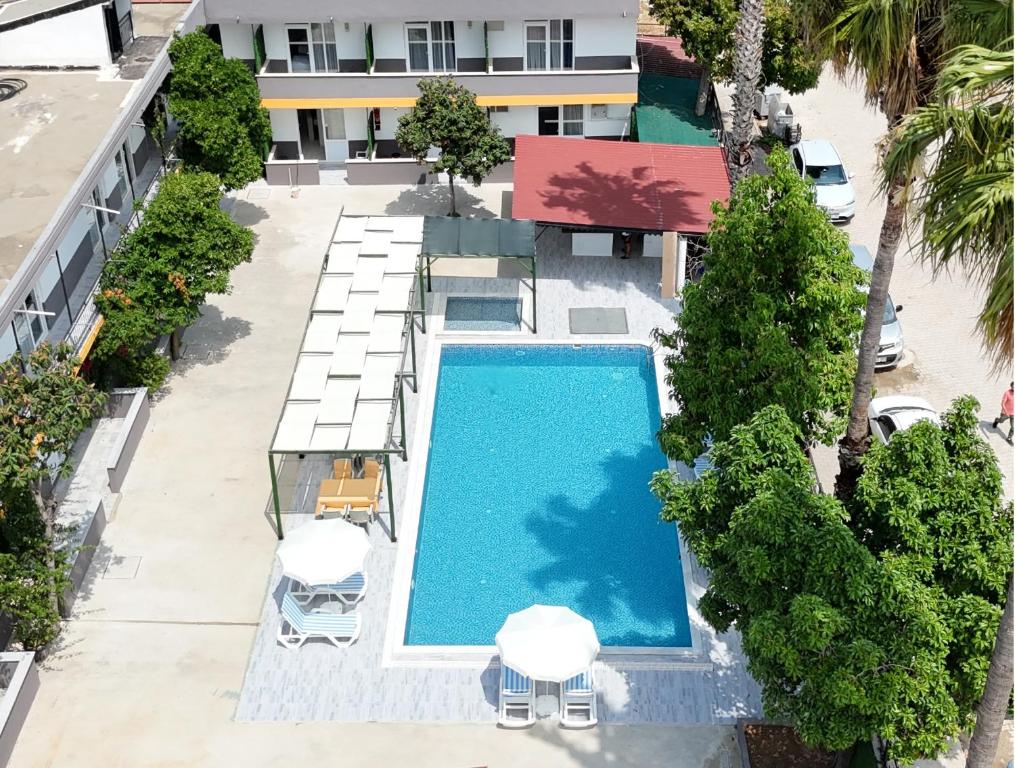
[
  {"xmin": 868, "ymin": 395, "xmax": 939, "ymax": 445},
  {"xmin": 789, "ymin": 139, "xmax": 856, "ymax": 223},
  {"xmin": 850, "ymin": 244, "xmax": 905, "ymax": 369}
]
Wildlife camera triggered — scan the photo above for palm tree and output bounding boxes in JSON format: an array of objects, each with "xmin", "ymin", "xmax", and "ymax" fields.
[
  {"xmin": 809, "ymin": 0, "xmax": 951, "ymax": 498},
  {"xmin": 882, "ymin": 40, "xmax": 1013, "ymax": 370},
  {"xmin": 726, "ymin": 0, "xmax": 765, "ymax": 182},
  {"xmin": 966, "ymin": 576, "xmax": 1014, "ymax": 768}
]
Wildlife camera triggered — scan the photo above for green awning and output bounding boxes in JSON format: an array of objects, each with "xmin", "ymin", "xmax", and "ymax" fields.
[
  {"xmin": 635, "ymin": 74, "xmax": 717, "ymax": 147},
  {"xmin": 422, "ymin": 216, "xmax": 536, "ymax": 258}
]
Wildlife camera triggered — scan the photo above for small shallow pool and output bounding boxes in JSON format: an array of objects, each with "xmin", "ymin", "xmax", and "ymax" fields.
[
  {"xmin": 443, "ymin": 296, "xmax": 522, "ymax": 331},
  {"xmin": 405, "ymin": 344, "xmax": 692, "ymax": 648}
]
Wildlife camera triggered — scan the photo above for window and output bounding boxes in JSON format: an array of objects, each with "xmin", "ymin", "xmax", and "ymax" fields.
[
  {"xmin": 311, "ymin": 22, "xmax": 339, "ymax": 72},
  {"xmin": 287, "ymin": 23, "xmax": 338, "ymax": 73},
  {"xmin": 287, "ymin": 26, "xmax": 311, "ymax": 72},
  {"xmin": 322, "ymin": 109, "xmax": 346, "ymax": 140},
  {"xmin": 13, "ymin": 289, "xmax": 49, "ymax": 353},
  {"xmin": 405, "ymin": 21, "xmax": 455, "ymax": 73},
  {"xmin": 590, "ymin": 104, "xmax": 608, "ymax": 120},
  {"xmin": 489, "ymin": 106, "xmax": 509, "ymax": 113},
  {"xmin": 525, "ymin": 20, "xmax": 573, "ymax": 70},
  {"xmin": 537, "ymin": 105, "xmax": 583, "ymax": 136},
  {"xmin": 561, "ymin": 104, "xmax": 583, "ymax": 135}
]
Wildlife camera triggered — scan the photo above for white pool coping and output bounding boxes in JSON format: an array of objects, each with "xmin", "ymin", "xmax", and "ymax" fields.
[{"xmin": 382, "ymin": 334, "xmax": 707, "ymax": 669}]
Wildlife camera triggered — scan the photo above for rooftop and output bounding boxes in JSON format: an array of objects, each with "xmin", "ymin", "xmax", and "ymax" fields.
[
  {"xmin": 512, "ymin": 135, "xmax": 730, "ymax": 234},
  {"xmin": 0, "ymin": 1, "xmax": 185, "ymax": 294},
  {"xmin": 0, "ymin": 70, "xmax": 133, "ymax": 291}
]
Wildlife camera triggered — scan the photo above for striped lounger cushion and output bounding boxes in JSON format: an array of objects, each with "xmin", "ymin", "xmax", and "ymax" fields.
[{"xmin": 502, "ymin": 666, "xmax": 531, "ymax": 694}]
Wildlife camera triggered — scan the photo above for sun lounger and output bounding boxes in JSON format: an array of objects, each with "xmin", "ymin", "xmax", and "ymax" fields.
[
  {"xmin": 287, "ymin": 573, "xmax": 368, "ymax": 606},
  {"xmin": 277, "ymin": 591, "xmax": 362, "ymax": 649},
  {"xmin": 498, "ymin": 665, "xmax": 536, "ymax": 728},
  {"xmin": 560, "ymin": 668, "xmax": 597, "ymax": 728}
]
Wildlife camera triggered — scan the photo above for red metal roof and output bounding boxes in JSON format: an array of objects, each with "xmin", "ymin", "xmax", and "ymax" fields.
[{"xmin": 512, "ymin": 135, "xmax": 730, "ymax": 234}]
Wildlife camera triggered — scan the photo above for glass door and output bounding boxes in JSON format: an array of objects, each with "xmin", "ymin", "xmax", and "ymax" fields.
[
  {"xmin": 286, "ymin": 25, "xmax": 312, "ymax": 72},
  {"xmin": 406, "ymin": 23, "xmax": 431, "ymax": 72}
]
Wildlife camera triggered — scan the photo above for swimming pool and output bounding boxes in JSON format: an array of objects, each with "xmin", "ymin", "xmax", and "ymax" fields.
[{"xmin": 404, "ymin": 343, "xmax": 692, "ymax": 648}]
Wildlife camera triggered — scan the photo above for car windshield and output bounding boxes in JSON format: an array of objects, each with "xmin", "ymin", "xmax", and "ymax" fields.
[
  {"xmin": 805, "ymin": 164, "xmax": 847, "ymax": 185},
  {"xmin": 883, "ymin": 298, "xmax": 897, "ymax": 324}
]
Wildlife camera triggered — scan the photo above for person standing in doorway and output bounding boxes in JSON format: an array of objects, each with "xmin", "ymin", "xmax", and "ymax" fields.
[{"xmin": 991, "ymin": 382, "xmax": 1014, "ymax": 444}]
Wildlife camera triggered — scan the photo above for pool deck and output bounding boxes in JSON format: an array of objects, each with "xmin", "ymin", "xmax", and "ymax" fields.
[{"xmin": 236, "ymin": 225, "xmax": 762, "ymax": 724}]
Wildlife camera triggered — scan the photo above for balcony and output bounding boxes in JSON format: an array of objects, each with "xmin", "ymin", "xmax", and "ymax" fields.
[{"xmin": 256, "ymin": 61, "xmax": 639, "ymax": 107}]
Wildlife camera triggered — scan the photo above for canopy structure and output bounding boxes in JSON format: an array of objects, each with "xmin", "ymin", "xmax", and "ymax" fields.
[
  {"xmin": 511, "ymin": 135, "xmax": 730, "ymax": 234},
  {"xmin": 268, "ymin": 214, "xmax": 424, "ymax": 541},
  {"xmin": 418, "ymin": 216, "xmax": 538, "ymax": 332}
]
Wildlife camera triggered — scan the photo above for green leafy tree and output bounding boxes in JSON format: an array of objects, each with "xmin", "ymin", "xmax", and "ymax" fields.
[
  {"xmin": 0, "ymin": 343, "xmax": 105, "ymax": 639},
  {"xmin": 0, "ymin": 488, "xmax": 70, "ymax": 649},
  {"xmin": 168, "ymin": 29, "xmax": 271, "ymax": 189},
  {"xmin": 853, "ymin": 396, "xmax": 1013, "ymax": 756},
  {"xmin": 93, "ymin": 169, "xmax": 253, "ymax": 387},
  {"xmin": 649, "ymin": 0, "xmax": 823, "ymax": 117},
  {"xmin": 655, "ymin": 149, "xmax": 865, "ymax": 464},
  {"xmin": 652, "ymin": 405, "xmax": 990, "ymax": 763},
  {"xmin": 396, "ymin": 77, "xmax": 510, "ymax": 216}
]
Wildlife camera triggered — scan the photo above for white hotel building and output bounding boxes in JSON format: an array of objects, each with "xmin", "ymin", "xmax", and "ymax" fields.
[{"xmin": 203, "ymin": 0, "xmax": 640, "ymax": 183}]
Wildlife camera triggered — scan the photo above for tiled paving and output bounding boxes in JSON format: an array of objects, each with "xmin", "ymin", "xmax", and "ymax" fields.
[{"xmin": 235, "ymin": 225, "xmax": 762, "ymax": 723}]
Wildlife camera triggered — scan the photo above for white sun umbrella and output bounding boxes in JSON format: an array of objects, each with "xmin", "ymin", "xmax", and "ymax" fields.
[
  {"xmin": 495, "ymin": 605, "xmax": 600, "ymax": 682},
  {"xmin": 276, "ymin": 518, "xmax": 371, "ymax": 586}
]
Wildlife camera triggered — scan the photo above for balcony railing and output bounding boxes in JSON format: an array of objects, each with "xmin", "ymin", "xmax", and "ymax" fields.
[{"xmin": 255, "ymin": 58, "xmax": 639, "ymax": 102}]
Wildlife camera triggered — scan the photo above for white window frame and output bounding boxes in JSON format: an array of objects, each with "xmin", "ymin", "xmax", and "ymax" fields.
[
  {"xmin": 560, "ymin": 104, "xmax": 583, "ymax": 136},
  {"xmin": 404, "ymin": 21, "xmax": 456, "ymax": 73},
  {"xmin": 524, "ymin": 19, "xmax": 573, "ymax": 71},
  {"xmin": 310, "ymin": 22, "xmax": 339, "ymax": 73},
  {"xmin": 285, "ymin": 24, "xmax": 313, "ymax": 73}
]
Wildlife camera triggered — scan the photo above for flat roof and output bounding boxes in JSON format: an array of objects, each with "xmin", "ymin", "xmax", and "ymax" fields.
[
  {"xmin": 0, "ymin": 71, "xmax": 133, "ymax": 292},
  {"xmin": 511, "ymin": 135, "xmax": 731, "ymax": 234},
  {"xmin": 0, "ymin": 0, "xmax": 100, "ymax": 31}
]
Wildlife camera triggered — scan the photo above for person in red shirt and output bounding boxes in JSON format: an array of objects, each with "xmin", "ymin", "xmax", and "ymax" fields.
[{"xmin": 991, "ymin": 382, "xmax": 1014, "ymax": 444}]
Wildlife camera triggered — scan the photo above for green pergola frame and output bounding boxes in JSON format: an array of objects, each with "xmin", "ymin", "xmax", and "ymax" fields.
[
  {"xmin": 266, "ymin": 214, "xmax": 426, "ymax": 543},
  {"xmin": 417, "ymin": 216, "xmax": 538, "ymax": 333}
]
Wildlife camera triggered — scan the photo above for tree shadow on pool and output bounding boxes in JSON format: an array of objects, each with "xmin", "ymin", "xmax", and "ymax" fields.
[{"xmin": 522, "ymin": 445, "xmax": 690, "ymax": 647}]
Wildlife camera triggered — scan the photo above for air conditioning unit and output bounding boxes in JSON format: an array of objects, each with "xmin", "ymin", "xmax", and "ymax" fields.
[{"xmin": 754, "ymin": 85, "xmax": 784, "ymax": 119}]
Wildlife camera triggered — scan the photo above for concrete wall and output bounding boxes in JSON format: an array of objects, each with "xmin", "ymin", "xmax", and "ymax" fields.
[
  {"xmin": 106, "ymin": 387, "xmax": 150, "ymax": 493},
  {"xmin": 269, "ymin": 109, "xmax": 300, "ymax": 142},
  {"xmin": 0, "ymin": 5, "xmax": 111, "ymax": 67},
  {"xmin": 61, "ymin": 498, "xmax": 106, "ymax": 616},
  {"xmin": 574, "ymin": 17, "xmax": 636, "ymax": 58},
  {"xmin": 220, "ymin": 22, "xmax": 255, "ymax": 60},
  {"xmin": 487, "ymin": 20, "xmax": 523, "ymax": 62},
  {"xmin": 0, "ymin": 653, "xmax": 39, "ymax": 768},
  {"xmin": 203, "ymin": 0, "xmax": 640, "ymax": 23},
  {"xmin": 265, "ymin": 160, "xmax": 320, "ymax": 185},
  {"xmin": 263, "ymin": 22, "xmax": 287, "ymax": 61},
  {"xmin": 345, "ymin": 157, "xmax": 512, "ymax": 184}
]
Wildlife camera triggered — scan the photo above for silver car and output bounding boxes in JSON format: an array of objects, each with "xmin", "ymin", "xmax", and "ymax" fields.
[{"xmin": 851, "ymin": 245, "xmax": 905, "ymax": 369}]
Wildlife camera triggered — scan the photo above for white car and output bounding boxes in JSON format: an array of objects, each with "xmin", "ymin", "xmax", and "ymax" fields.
[
  {"xmin": 868, "ymin": 395, "xmax": 940, "ymax": 445},
  {"xmin": 790, "ymin": 140, "xmax": 856, "ymax": 223}
]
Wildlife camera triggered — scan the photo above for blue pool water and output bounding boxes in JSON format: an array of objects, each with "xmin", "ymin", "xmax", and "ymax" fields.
[
  {"xmin": 405, "ymin": 344, "xmax": 692, "ymax": 647},
  {"xmin": 444, "ymin": 297, "xmax": 522, "ymax": 331}
]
